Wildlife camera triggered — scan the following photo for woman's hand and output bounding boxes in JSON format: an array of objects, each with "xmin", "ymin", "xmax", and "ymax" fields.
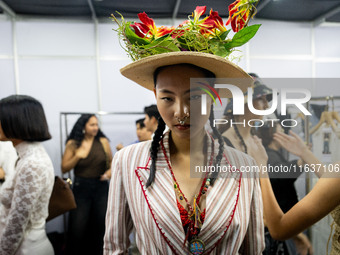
[
  {"xmin": 292, "ymin": 233, "xmax": 313, "ymax": 255},
  {"xmin": 274, "ymin": 130, "xmax": 323, "ymax": 177},
  {"xmin": 273, "ymin": 130, "xmax": 308, "ymax": 157},
  {"xmin": 116, "ymin": 143, "xmax": 124, "ymax": 151},
  {"xmin": 62, "ymin": 140, "xmax": 88, "ymax": 173},
  {"xmin": 100, "ymin": 169, "xmax": 111, "ymax": 181},
  {"xmin": 75, "ymin": 147, "xmax": 88, "ymax": 159}
]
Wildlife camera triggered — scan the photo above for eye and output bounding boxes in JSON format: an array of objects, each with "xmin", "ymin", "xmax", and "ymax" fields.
[
  {"xmin": 190, "ymin": 94, "xmax": 202, "ymax": 100},
  {"xmin": 161, "ymin": 97, "xmax": 173, "ymax": 102}
]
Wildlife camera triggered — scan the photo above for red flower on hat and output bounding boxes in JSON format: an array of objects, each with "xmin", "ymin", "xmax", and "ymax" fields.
[
  {"xmin": 157, "ymin": 26, "xmax": 176, "ymax": 37},
  {"xmin": 130, "ymin": 22, "xmax": 150, "ymax": 38},
  {"xmin": 193, "ymin": 6, "xmax": 207, "ymax": 23},
  {"xmin": 226, "ymin": 0, "xmax": 258, "ymax": 32},
  {"xmin": 130, "ymin": 12, "xmax": 174, "ymax": 39},
  {"xmin": 112, "ymin": 0, "xmax": 260, "ymax": 59},
  {"xmin": 201, "ymin": 10, "xmax": 227, "ymax": 33},
  {"xmin": 171, "ymin": 27, "xmax": 187, "ymax": 39}
]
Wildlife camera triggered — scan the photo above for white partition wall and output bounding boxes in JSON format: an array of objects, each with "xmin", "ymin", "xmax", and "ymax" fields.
[{"xmin": 0, "ymin": 18, "xmax": 15, "ymax": 96}]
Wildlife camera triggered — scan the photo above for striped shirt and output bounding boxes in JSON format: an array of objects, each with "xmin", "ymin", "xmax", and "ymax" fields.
[{"xmin": 104, "ymin": 131, "xmax": 264, "ymax": 254}]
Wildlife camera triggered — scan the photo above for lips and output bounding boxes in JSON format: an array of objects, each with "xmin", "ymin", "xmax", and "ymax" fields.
[{"xmin": 174, "ymin": 124, "xmax": 190, "ymax": 130}]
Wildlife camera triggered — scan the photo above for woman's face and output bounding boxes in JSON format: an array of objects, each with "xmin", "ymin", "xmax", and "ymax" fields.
[
  {"xmin": 155, "ymin": 65, "xmax": 212, "ymax": 140},
  {"xmin": 253, "ymin": 96, "xmax": 269, "ymax": 111},
  {"xmin": 136, "ymin": 123, "xmax": 152, "ymax": 142},
  {"xmin": 245, "ymin": 95, "xmax": 269, "ymax": 120},
  {"xmin": 84, "ymin": 116, "xmax": 99, "ymax": 137}
]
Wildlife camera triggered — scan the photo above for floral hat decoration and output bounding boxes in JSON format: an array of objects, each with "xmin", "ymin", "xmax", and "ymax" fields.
[{"xmin": 112, "ymin": 0, "xmax": 261, "ymax": 97}]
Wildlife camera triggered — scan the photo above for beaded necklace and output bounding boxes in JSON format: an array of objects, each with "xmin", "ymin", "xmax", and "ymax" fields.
[{"xmin": 161, "ymin": 135, "xmax": 214, "ymax": 255}]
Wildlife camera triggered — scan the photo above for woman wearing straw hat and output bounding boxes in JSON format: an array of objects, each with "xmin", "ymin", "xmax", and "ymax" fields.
[{"xmin": 104, "ymin": 1, "xmax": 264, "ymax": 254}]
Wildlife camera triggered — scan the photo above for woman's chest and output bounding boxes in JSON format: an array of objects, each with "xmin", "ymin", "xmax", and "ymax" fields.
[{"xmin": 127, "ymin": 166, "xmax": 249, "ymax": 246}]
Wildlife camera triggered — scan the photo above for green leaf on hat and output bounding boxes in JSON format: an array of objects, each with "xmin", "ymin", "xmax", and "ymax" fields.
[
  {"xmin": 143, "ymin": 38, "xmax": 180, "ymax": 53},
  {"xmin": 218, "ymin": 29, "xmax": 231, "ymax": 41},
  {"xmin": 210, "ymin": 41, "xmax": 230, "ymax": 57},
  {"xmin": 225, "ymin": 24, "xmax": 261, "ymax": 50}
]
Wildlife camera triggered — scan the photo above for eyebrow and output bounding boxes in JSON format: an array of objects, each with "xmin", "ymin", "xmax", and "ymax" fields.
[{"xmin": 158, "ymin": 87, "xmax": 202, "ymax": 94}]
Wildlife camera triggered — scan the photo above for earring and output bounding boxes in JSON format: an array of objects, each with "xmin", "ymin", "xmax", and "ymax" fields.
[{"xmin": 82, "ymin": 129, "xmax": 85, "ymax": 134}]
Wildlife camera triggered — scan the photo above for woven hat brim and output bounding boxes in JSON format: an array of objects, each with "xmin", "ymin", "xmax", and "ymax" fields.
[{"xmin": 120, "ymin": 52, "xmax": 253, "ymax": 98}]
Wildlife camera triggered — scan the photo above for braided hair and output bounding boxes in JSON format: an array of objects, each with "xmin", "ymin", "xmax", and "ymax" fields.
[
  {"xmin": 146, "ymin": 117, "xmax": 166, "ymax": 187},
  {"xmin": 208, "ymin": 106, "xmax": 225, "ymax": 185},
  {"xmin": 232, "ymin": 116, "xmax": 248, "ymax": 154}
]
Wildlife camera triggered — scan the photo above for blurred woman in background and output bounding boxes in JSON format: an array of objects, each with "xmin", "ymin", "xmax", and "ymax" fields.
[
  {"xmin": 0, "ymin": 95, "xmax": 54, "ymax": 255},
  {"xmin": 221, "ymin": 74, "xmax": 272, "ymax": 164},
  {"xmin": 62, "ymin": 114, "xmax": 112, "ymax": 255}
]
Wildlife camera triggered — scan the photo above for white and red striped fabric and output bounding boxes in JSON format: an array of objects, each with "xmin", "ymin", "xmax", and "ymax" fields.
[{"xmin": 104, "ymin": 131, "xmax": 264, "ymax": 255}]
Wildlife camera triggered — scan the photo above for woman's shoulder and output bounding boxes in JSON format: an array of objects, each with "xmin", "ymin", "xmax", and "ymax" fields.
[
  {"xmin": 64, "ymin": 139, "xmax": 79, "ymax": 152},
  {"xmin": 66, "ymin": 139, "xmax": 77, "ymax": 146},
  {"xmin": 99, "ymin": 137, "xmax": 109, "ymax": 143}
]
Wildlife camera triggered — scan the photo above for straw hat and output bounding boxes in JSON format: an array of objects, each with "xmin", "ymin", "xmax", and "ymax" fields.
[{"xmin": 120, "ymin": 51, "xmax": 253, "ymax": 98}]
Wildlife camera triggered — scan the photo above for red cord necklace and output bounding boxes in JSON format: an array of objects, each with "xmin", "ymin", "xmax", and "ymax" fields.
[{"xmin": 161, "ymin": 135, "xmax": 214, "ymax": 255}]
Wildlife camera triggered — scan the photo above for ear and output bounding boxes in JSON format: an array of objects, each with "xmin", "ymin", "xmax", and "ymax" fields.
[
  {"xmin": 153, "ymin": 88, "xmax": 157, "ymax": 98},
  {"xmin": 151, "ymin": 116, "xmax": 157, "ymax": 124}
]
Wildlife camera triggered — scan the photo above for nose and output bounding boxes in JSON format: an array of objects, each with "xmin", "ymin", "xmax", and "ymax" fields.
[{"xmin": 174, "ymin": 100, "xmax": 190, "ymax": 119}]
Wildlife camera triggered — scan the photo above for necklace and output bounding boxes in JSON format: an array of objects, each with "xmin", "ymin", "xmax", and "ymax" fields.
[{"xmin": 161, "ymin": 135, "xmax": 214, "ymax": 255}]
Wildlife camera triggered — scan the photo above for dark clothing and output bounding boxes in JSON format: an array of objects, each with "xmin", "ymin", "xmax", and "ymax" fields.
[
  {"xmin": 67, "ymin": 139, "xmax": 109, "ymax": 255},
  {"xmin": 67, "ymin": 177, "xmax": 109, "ymax": 255},
  {"xmin": 266, "ymin": 147, "xmax": 302, "ymax": 213},
  {"xmin": 74, "ymin": 138, "xmax": 107, "ymax": 178},
  {"xmin": 265, "ymin": 147, "xmax": 303, "ymax": 255}
]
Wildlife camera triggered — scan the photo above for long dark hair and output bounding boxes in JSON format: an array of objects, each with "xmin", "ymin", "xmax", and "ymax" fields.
[
  {"xmin": 66, "ymin": 114, "xmax": 107, "ymax": 148},
  {"xmin": 146, "ymin": 64, "xmax": 225, "ymax": 187}
]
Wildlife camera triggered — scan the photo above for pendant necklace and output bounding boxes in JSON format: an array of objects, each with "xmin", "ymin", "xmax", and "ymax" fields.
[{"xmin": 161, "ymin": 135, "xmax": 214, "ymax": 255}]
